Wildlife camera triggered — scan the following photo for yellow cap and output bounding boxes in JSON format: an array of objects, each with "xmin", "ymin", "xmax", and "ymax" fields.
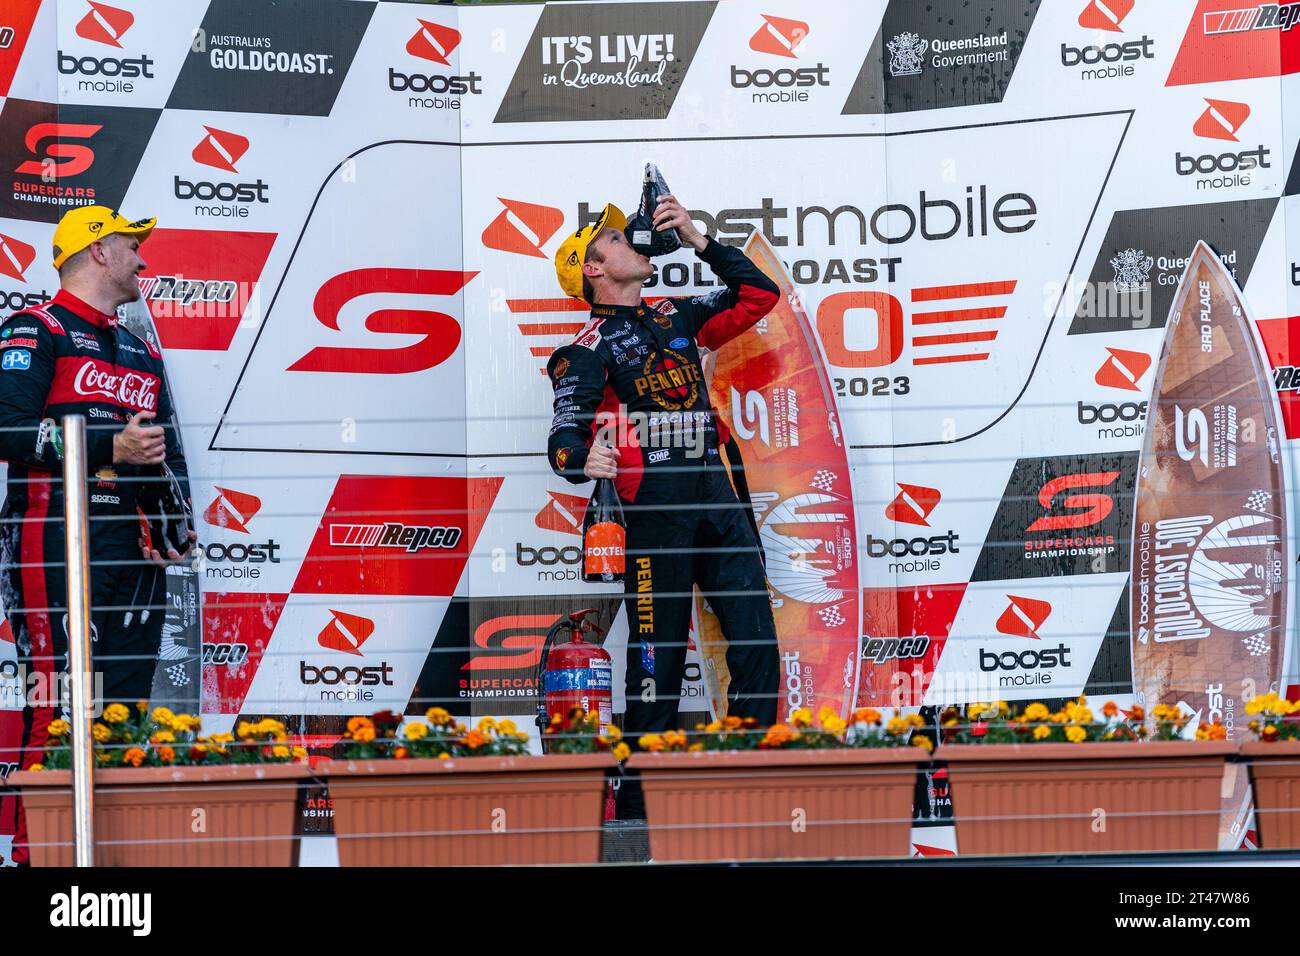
[
  {"xmin": 554, "ymin": 203, "xmax": 626, "ymax": 300},
  {"xmin": 52, "ymin": 205, "xmax": 156, "ymax": 270}
]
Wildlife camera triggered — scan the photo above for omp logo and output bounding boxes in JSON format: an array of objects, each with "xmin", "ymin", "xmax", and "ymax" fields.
[
  {"xmin": 328, "ymin": 522, "xmax": 463, "ymax": 552},
  {"xmin": 1094, "ymin": 347, "xmax": 1151, "ymax": 391},
  {"xmin": 995, "ymin": 595, "xmax": 1052, "ymax": 640},
  {"xmin": 288, "ymin": 268, "xmax": 476, "ymax": 374},
  {"xmin": 317, "ymin": 609, "xmax": 375, "ymax": 657},
  {"xmin": 203, "ymin": 487, "xmax": 261, "ymax": 534},
  {"xmin": 1203, "ymin": 3, "xmax": 1300, "ymax": 34},
  {"xmin": 1025, "ymin": 471, "xmax": 1120, "ymax": 532},
  {"xmin": 1078, "ymin": 0, "xmax": 1134, "ymax": 31},
  {"xmin": 75, "ymin": 1, "xmax": 134, "ymax": 48},
  {"xmin": 748, "ymin": 14, "xmax": 809, "ymax": 58},
  {"xmin": 461, "ymin": 614, "xmax": 552, "ymax": 672},
  {"xmin": 15, "ymin": 123, "xmax": 101, "ymax": 178},
  {"xmin": 0, "ymin": 233, "xmax": 35, "ymax": 283},
  {"xmin": 191, "ymin": 125, "xmax": 249, "ymax": 174},
  {"xmin": 1193, "ymin": 98, "xmax": 1251, "ymax": 141},
  {"xmin": 884, "ymin": 483, "xmax": 941, "ymax": 527},
  {"xmin": 535, "ymin": 490, "xmax": 588, "ymax": 535},
  {"xmin": 482, "ymin": 199, "xmax": 564, "ymax": 259},
  {"xmin": 406, "ymin": 18, "xmax": 462, "ymax": 66}
]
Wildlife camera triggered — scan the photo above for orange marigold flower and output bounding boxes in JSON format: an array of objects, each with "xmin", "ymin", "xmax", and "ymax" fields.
[
  {"xmin": 1102, "ymin": 701, "xmax": 1118, "ymax": 717},
  {"xmin": 393, "ymin": 747, "xmax": 409, "ymax": 759},
  {"xmin": 123, "ymin": 747, "xmax": 146, "ymax": 767},
  {"xmin": 156, "ymin": 746, "xmax": 175, "ymax": 764},
  {"xmin": 464, "ymin": 729, "xmax": 488, "ymax": 749}
]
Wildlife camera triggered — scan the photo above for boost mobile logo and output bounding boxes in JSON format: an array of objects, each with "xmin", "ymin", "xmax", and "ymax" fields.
[
  {"xmin": 748, "ymin": 14, "xmax": 808, "ymax": 58},
  {"xmin": 885, "ymin": 483, "xmax": 941, "ymax": 526},
  {"xmin": 1094, "ymin": 347, "xmax": 1151, "ymax": 391},
  {"xmin": 482, "ymin": 198, "xmax": 564, "ymax": 258},
  {"xmin": 317, "ymin": 609, "xmax": 375, "ymax": 656},
  {"xmin": 995, "ymin": 594, "xmax": 1052, "ymax": 640},
  {"xmin": 1078, "ymin": 0, "xmax": 1134, "ymax": 31},
  {"xmin": 203, "ymin": 486, "xmax": 261, "ymax": 534},
  {"xmin": 75, "ymin": 1, "xmax": 134, "ymax": 47},
  {"xmin": 1193, "ymin": 98, "xmax": 1250, "ymax": 141},
  {"xmin": 534, "ymin": 490, "xmax": 588, "ymax": 535},
  {"xmin": 0, "ymin": 233, "xmax": 36, "ymax": 283},
  {"xmin": 407, "ymin": 19, "xmax": 461, "ymax": 65},
  {"xmin": 192, "ymin": 125, "xmax": 249, "ymax": 173}
]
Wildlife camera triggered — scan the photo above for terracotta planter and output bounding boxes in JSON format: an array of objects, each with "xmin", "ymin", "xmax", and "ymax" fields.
[
  {"xmin": 627, "ymin": 748, "xmax": 928, "ymax": 862},
  {"xmin": 8, "ymin": 763, "xmax": 309, "ymax": 867},
  {"xmin": 943, "ymin": 741, "xmax": 1235, "ymax": 856},
  {"xmin": 319, "ymin": 754, "xmax": 616, "ymax": 866},
  {"xmin": 1241, "ymin": 740, "xmax": 1300, "ymax": 849}
]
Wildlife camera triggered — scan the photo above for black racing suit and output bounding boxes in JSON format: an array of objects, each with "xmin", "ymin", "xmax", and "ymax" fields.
[
  {"xmin": 0, "ymin": 290, "xmax": 189, "ymax": 864},
  {"xmin": 546, "ymin": 237, "xmax": 781, "ymax": 737}
]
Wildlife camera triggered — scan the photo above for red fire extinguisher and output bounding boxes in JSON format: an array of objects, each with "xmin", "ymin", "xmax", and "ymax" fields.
[{"xmin": 535, "ymin": 608, "xmax": 613, "ymax": 748}]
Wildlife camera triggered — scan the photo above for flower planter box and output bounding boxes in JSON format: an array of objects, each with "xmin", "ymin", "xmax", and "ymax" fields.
[
  {"xmin": 943, "ymin": 741, "xmax": 1235, "ymax": 856},
  {"xmin": 627, "ymin": 748, "xmax": 928, "ymax": 862},
  {"xmin": 1241, "ymin": 740, "xmax": 1300, "ymax": 849},
  {"xmin": 319, "ymin": 754, "xmax": 616, "ymax": 866},
  {"xmin": 8, "ymin": 764, "xmax": 309, "ymax": 867}
]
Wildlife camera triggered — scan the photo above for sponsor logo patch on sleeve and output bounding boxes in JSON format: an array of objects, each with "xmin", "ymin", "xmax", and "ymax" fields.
[{"xmin": 2, "ymin": 349, "xmax": 32, "ymax": 371}]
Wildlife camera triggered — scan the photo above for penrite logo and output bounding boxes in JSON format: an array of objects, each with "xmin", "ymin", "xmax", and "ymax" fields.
[
  {"xmin": 288, "ymin": 268, "xmax": 475, "ymax": 374},
  {"xmin": 176, "ymin": 125, "xmax": 268, "ymax": 218},
  {"xmin": 316, "ymin": 609, "xmax": 375, "ymax": 656},
  {"xmin": 1167, "ymin": 0, "xmax": 1300, "ymax": 85},
  {"xmin": 995, "ymin": 594, "xmax": 1053, "ymax": 640},
  {"xmin": 482, "ymin": 199, "xmax": 565, "ymax": 258},
  {"xmin": 884, "ymin": 483, "xmax": 941, "ymax": 527},
  {"xmin": 1094, "ymin": 347, "xmax": 1152, "ymax": 391},
  {"xmin": 391, "ymin": 18, "xmax": 483, "ymax": 109},
  {"xmin": 535, "ymin": 490, "xmax": 588, "ymax": 535},
  {"xmin": 733, "ymin": 14, "xmax": 828, "ymax": 104},
  {"xmin": 0, "ymin": 233, "xmax": 36, "ymax": 283},
  {"xmin": 1061, "ymin": 0, "xmax": 1154, "ymax": 79},
  {"xmin": 1176, "ymin": 98, "xmax": 1269, "ymax": 190},
  {"xmin": 192, "ymin": 125, "xmax": 249, "ymax": 173},
  {"xmin": 75, "ymin": 1, "xmax": 133, "ymax": 47},
  {"xmin": 204, "ymin": 486, "xmax": 261, "ymax": 534}
]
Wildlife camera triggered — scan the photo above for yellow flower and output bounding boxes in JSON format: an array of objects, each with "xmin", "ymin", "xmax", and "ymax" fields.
[
  {"xmin": 149, "ymin": 730, "xmax": 175, "ymax": 745},
  {"xmin": 499, "ymin": 719, "xmax": 517, "ymax": 735},
  {"xmin": 906, "ymin": 713, "xmax": 926, "ymax": 729},
  {"xmin": 1065, "ymin": 725, "xmax": 1087, "ymax": 744},
  {"xmin": 910, "ymin": 735, "xmax": 934, "ymax": 753},
  {"xmin": 352, "ymin": 727, "xmax": 376, "ymax": 743},
  {"xmin": 29, "ymin": 762, "xmax": 45, "ymax": 771},
  {"xmin": 605, "ymin": 724, "xmax": 622, "ymax": 741},
  {"xmin": 404, "ymin": 722, "xmax": 428, "ymax": 740},
  {"xmin": 817, "ymin": 705, "xmax": 838, "ymax": 725},
  {"xmin": 613, "ymin": 742, "xmax": 631, "ymax": 761},
  {"xmin": 425, "ymin": 707, "xmax": 451, "ymax": 726},
  {"xmin": 257, "ymin": 719, "xmax": 286, "ymax": 737},
  {"xmin": 292, "ymin": 746, "xmax": 307, "ymax": 759},
  {"xmin": 47, "ymin": 719, "xmax": 70, "ymax": 737},
  {"xmin": 103, "ymin": 703, "xmax": 130, "ymax": 724},
  {"xmin": 639, "ymin": 733, "xmax": 665, "ymax": 752},
  {"xmin": 663, "ymin": 731, "xmax": 688, "ymax": 750},
  {"xmin": 271, "ymin": 745, "xmax": 290, "ymax": 759},
  {"xmin": 705, "ymin": 720, "xmax": 723, "ymax": 733},
  {"xmin": 688, "ymin": 743, "xmax": 704, "ymax": 752},
  {"xmin": 996, "ymin": 700, "xmax": 1010, "ymax": 717},
  {"xmin": 438, "ymin": 752, "xmax": 451, "ymax": 759},
  {"xmin": 822, "ymin": 715, "xmax": 847, "ymax": 736},
  {"xmin": 151, "ymin": 707, "xmax": 176, "ymax": 728},
  {"xmin": 1050, "ymin": 711, "xmax": 1069, "ymax": 724},
  {"xmin": 1033, "ymin": 725, "xmax": 1052, "ymax": 740},
  {"xmin": 790, "ymin": 708, "xmax": 813, "ymax": 728},
  {"xmin": 347, "ymin": 716, "xmax": 374, "ymax": 734},
  {"xmin": 136, "ymin": 700, "xmax": 148, "ymax": 713},
  {"xmin": 966, "ymin": 702, "xmax": 988, "ymax": 720},
  {"xmin": 886, "ymin": 716, "xmax": 909, "ymax": 736},
  {"xmin": 1072, "ymin": 708, "xmax": 1093, "ymax": 724},
  {"xmin": 1023, "ymin": 703, "xmax": 1049, "ymax": 722},
  {"xmin": 477, "ymin": 716, "xmax": 498, "ymax": 733},
  {"xmin": 92, "ymin": 723, "xmax": 111, "ymax": 743},
  {"xmin": 235, "ymin": 721, "xmax": 254, "ymax": 739}
]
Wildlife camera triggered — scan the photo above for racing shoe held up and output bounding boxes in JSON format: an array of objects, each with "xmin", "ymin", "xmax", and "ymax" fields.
[
  {"xmin": 625, "ymin": 162, "xmax": 681, "ymax": 259},
  {"xmin": 136, "ymin": 462, "xmax": 194, "ymax": 558}
]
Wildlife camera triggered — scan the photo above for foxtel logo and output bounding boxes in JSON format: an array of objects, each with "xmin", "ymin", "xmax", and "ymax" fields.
[
  {"xmin": 192, "ymin": 126, "xmax": 249, "ymax": 174},
  {"xmin": 482, "ymin": 198, "xmax": 565, "ymax": 258},
  {"xmin": 1094, "ymin": 347, "xmax": 1151, "ymax": 391},
  {"xmin": 1193, "ymin": 98, "xmax": 1250, "ymax": 141},
  {"xmin": 995, "ymin": 594, "xmax": 1052, "ymax": 640},
  {"xmin": 0, "ymin": 233, "xmax": 36, "ymax": 283},
  {"xmin": 1078, "ymin": 0, "xmax": 1134, "ymax": 31},
  {"xmin": 317, "ymin": 609, "xmax": 376, "ymax": 656},
  {"xmin": 204, "ymin": 486, "xmax": 261, "ymax": 534},
  {"xmin": 749, "ymin": 14, "xmax": 809, "ymax": 58},
  {"xmin": 535, "ymin": 490, "xmax": 588, "ymax": 535},
  {"xmin": 75, "ymin": 1, "xmax": 133, "ymax": 48},
  {"xmin": 329, "ymin": 522, "xmax": 463, "ymax": 552},
  {"xmin": 884, "ymin": 483, "xmax": 941, "ymax": 527},
  {"xmin": 407, "ymin": 18, "xmax": 461, "ymax": 65}
]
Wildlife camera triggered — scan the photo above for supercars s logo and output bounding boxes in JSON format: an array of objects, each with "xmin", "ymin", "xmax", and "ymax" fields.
[
  {"xmin": 1192, "ymin": 98, "xmax": 1251, "ymax": 141},
  {"xmin": 317, "ymin": 609, "xmax": 375, "ymax": 657},
  {"xmin": 749, "ymin": 14, "xmax": 809, "ymax": 58},
  {"xmin": 192, "ymin": 126, "xmax": 249, "ymax": 173},
  {"xmin": 204, "ymin": 486, "xmax": 262, "ymax": 534},
  {"xmin": 0, "ymin": 232, "xmax": 36, "ymax": 282},
  {"xmin": 482, "ymin": 198, "xmax": 564, "ymax": 259},
  {"xmin": 995, "ymin": 595, "xmax": 1052, "ymax": 640},
  {"xmin": 1077, "ymin": 0, "xmax": 1134, "ymax": 31},
  {"xmin": 15, "ymin": 123, "xmax": 101, "ymax": 178},
  {"xmin": 885, "ymin": 483, "xmax": 941, "ymax": 526},
  {"xmin": 75, "ymin": 1, "xmax": 134, "ymax": 48},
  {"xmin": 288, "ymin": 268, "xmax": 476, "ymax": 374},
  {"xmin": 461, "ymin": 614, "xmax": 553, "ymax": 672},
  {"xmin": 1095, "ymin": 347, "xmax": 1151, "ymax": 391},
  {"xmin": 406, "ymin": 18, "xmax": 462, "ymax": 66},
  {"xmin": 1025, "ymin": 472, "xmax": 1120, "ymax": 532}
]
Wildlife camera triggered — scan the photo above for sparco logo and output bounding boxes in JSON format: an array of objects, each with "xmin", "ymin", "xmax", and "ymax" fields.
[
  {"xmin": 60, "ymin": 1, "xmax": 154, "ymax": 94},
  {"xmin": 329, "ymin": 522, "xmax": 463, "ymax": 552},
  {"xmin": 1061, "ymin": 0, "xmax": 1153, "ymax": 79},
  {"xmin": 72, "ymin": 361, "xmax": 159, "ymax": 410},
  {"xmin": 176, "ymin": 125, "xmax": 269, "ymax": 218},
  {"xmin": 979, "ymin": 642, "xmax": 1072, "ymax": 687},
  {"xmin": 732, "ymin": 14, "xmax": 828, "ymax": 105},
  {"xmin": 1176, "ymin": 99, "xmax": 1270, "ymax": 190},
  {"xmin": 391, "ymin": 19, "xmax": 483, "ymax": 109}
]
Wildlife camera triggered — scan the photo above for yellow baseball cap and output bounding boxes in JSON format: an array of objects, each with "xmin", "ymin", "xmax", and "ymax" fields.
[
  {"xmin": 554, "ymin": 203, "xmax": 626, "ymax": 300},
  {"xmin": 52, "ymin": 205, "xmax": 156, "ymax": 270}
]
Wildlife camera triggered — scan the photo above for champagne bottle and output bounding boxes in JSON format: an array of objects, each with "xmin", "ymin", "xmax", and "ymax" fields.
[
  {"xmin": 624, "ymin": 161, "xmax": 681, "ymax": 259},
  {"xmin": 583, "ymin": 476, "xmax": 626, "ymax": 584}
]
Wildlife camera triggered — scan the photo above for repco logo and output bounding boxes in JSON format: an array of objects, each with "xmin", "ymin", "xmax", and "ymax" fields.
[
  {"xmin": 176, "ymin": 126, "xmax": 269, "ymax": 217},
  {"xmin": 390, "ymin": 19, "xmax": 483, "ymax": 108},
  {"xmin": 1176, "ymin": 99, "xmax": 1270, "ymax": 189},
  {"xmin": 733, "ymin": 14, "xmax": 828, "ymax": 103},
  {"xmin": 60, "ymin": 2, "xmax": 153, "ymax": 93}
]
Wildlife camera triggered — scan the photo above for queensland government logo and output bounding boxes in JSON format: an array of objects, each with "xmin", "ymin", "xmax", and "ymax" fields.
[
  {"xmin": 1110, "ymin": 248, "xmax": 1153, "ymax": 292},
  {"xmin": 887, "ymin": 32, "xmax": 927, "ymax": 76}
]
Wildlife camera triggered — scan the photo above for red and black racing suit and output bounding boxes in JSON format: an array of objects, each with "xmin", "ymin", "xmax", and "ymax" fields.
[
  {"xmin": 547, "ymin": 237, "xmax": 781, "ymax": 735},
  {"xmin": 0, "ymin": 290, "xmax": 189, "ymax": 864}
]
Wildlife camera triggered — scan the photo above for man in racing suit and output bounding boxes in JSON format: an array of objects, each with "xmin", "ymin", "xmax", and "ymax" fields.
[
  {"xmin": 547, "ymin": 195, "xmax": 780, "ymax": 739},
  {"xmin": 0, "ymin": 205, "xmax": 192, "ymax": 864}
]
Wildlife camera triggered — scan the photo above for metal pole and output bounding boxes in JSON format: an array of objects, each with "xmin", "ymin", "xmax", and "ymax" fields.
[{"xmin": 62, "ymin": 414, "xmax": 94, "ymax": 867}]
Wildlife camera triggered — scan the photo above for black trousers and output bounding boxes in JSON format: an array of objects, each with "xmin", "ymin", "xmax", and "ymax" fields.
[{"xmin": 620, "ymin": 466, "xmax": 779, "ymax": 736}]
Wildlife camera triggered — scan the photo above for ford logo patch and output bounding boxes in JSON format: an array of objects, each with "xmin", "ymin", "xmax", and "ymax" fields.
[{"xmin": 669, "ymin": 337, "xmax": 689, "ymax": 349}]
